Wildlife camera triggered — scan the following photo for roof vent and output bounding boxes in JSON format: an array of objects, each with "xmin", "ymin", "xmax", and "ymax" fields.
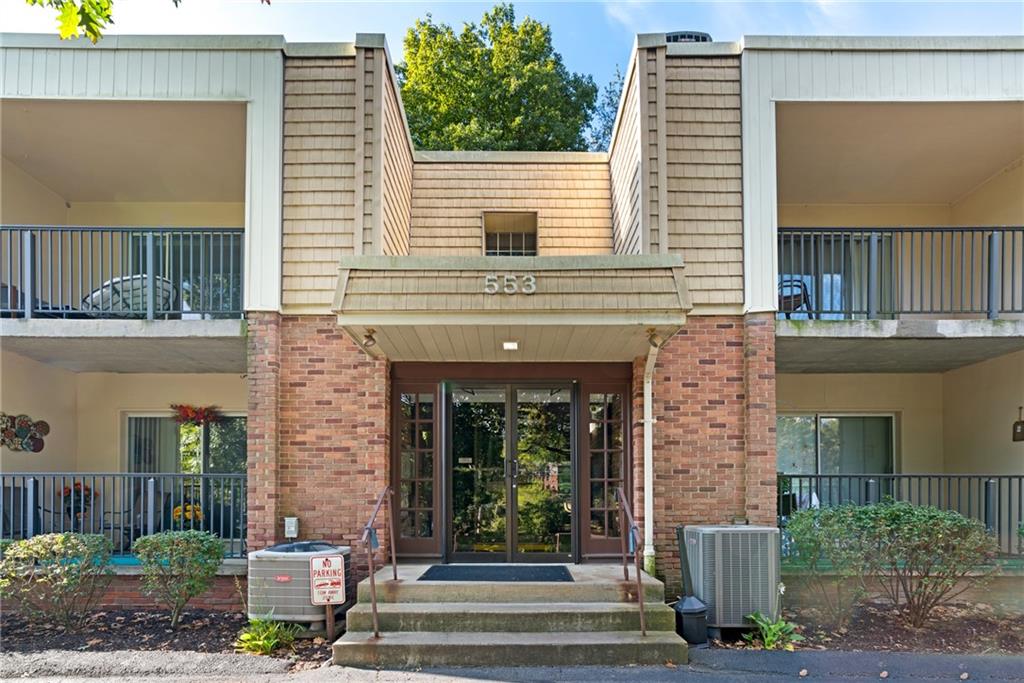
[{"xmin": 666, "ymin": 31, "xmax": 712, "ymax": 44}]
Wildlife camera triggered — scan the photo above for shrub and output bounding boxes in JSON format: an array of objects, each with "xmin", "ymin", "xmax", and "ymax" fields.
[
  {"xmin": 742, "ymin": 610, "xmax": 804, "ymax": 651},
  {"xmin": 235, "ymin": 616, "xmax": 300, "ymax": 655},
  {"xmin": 786, "ymin": 505, "xmax": 869, "ymax": 628},
  {"xmin": 856, "ymin": 502, "xmax": 998, "ymax": 627},
  {"xmin": 133, "ymin": 530, "xmax": 224, "ymax": 628},
  {"xmin": 0, "ymin": 533, "xmax": 112, "ymax": 630}
]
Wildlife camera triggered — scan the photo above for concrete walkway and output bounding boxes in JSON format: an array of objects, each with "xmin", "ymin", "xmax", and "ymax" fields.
[{"xmin": 2, "ymin": 648, "xmax": 1022, "ymax": 682}]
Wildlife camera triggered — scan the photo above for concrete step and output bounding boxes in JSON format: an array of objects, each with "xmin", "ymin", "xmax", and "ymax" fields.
[
  {"xmin": 356, "ymin": 571, "xmax": 664, "ymax": 604},
  {"xmin": 345, "ymin": 601, "xmax": 677, "ymax": 633},
  {"xmin": 333, "ymin": 630, "xmax": 688, "ymax": 667}
]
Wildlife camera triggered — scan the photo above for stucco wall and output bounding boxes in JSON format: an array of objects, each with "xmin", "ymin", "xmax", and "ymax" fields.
[
  {"xmin": 0, "ymin": 348, "xmax": 245, "ymax": 473},
  {"xmin": 943, "ymin": 350, "xmax": 1024, "ymax": 475},
  {"xmin": 0, "ymin": 350, "xmax": 77, "ymax": 472},
  {"xmin": 66, "ymin": 202, "xmax": 244, "ymax": 228},
  {"xmin": 952, "ymin": 160, "xmax": 1024, "ymax": 226},
  {"xmin": 776, "ymin": 372, "xmax": 945, "ymax": 473},
  {"xmin": 0, "ymin": 157, "xmax": 69, "ymax": 225},
  {"xmin": 75, "ymin": 373, "xmax": 247, "ymax": 471}
]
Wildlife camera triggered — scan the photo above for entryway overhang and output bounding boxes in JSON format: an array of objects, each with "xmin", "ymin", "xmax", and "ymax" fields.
[{"xmin": 333, "ymin": 255, "xmax": 692, "ymax": 361}]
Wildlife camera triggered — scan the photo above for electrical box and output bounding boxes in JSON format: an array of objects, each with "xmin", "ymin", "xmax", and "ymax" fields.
[{"xmin": 284, "ymin": 516, "xmax": 299, "ymax": 539}]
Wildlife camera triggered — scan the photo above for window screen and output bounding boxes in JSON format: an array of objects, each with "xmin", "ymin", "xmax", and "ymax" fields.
[{"xmin": 484, "ymin": 212, "xmax": 537, "ymax": 256}]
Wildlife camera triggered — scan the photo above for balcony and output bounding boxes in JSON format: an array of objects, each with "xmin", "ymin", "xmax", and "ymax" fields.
[
  {"xmin": 1, "ymin": 472, "xmax": 247, "ymax": 559},
  {"xmin": 1, "ymin": 226, "xmax": 244, "ymax": 320},
  {"xmin": 777, "ymin": 226, "xmax": 1024, "ymax": 321}
]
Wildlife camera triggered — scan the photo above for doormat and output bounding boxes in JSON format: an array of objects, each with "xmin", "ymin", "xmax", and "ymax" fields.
[{"xmin": 418, "ymin": 565, "xmax": 574, "ymax": 582}]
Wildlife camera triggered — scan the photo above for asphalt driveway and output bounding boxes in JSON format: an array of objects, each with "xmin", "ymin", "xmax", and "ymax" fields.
[{"xmin": 2, "ymin": 648, "xmax": 1022, "ymax": 682}]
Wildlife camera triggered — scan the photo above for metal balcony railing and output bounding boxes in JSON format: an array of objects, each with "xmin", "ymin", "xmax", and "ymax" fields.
[
  {"xmin": 778, "ymin": 473, "xmax": 1024, "ymax": 556},
  {"xmin": 777, "ymin": 227, "xmax": 1024, "ymax": 319},
  {"xmin": 1, "ymin": 472, "xmax": 247, "ymax": 558},
  {"xmin": 0, "ymin": 226, "xmax": 244, "ymax": 320}
]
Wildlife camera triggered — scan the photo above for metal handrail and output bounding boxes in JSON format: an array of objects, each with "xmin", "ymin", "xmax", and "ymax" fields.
[
  {"xmin": 777, "ymin": 225, "xmax": 1024, "ymax": 319},
  {"xmin": 615, "ymin": 486, "xmax": 646, "ymax": 637},
  {"xmin": 360, "ymin": 486, "xmax": 398, "ymax": 639}
]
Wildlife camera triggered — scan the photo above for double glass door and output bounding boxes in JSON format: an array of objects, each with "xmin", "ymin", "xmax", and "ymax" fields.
[{"xmin": 450, "ymin": 384, "xmax": 573, "ymax": 562}]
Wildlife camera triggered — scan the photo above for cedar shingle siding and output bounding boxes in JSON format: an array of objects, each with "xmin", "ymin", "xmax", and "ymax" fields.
[
  {"xmin": 664, "ymin": 55, "xmax": 743, "ymax": 306},
  {"xmin": 408, "ymin": 162, "xmax": 613, "ymax": 256},
  {"xmin": 282, "ymin": 56, "xmax": 358, "ymax": 309}
]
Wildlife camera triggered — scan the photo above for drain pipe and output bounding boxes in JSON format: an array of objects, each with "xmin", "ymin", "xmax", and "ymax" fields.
[{"xmin": 642, "ymin": 330, "xmax": 662, "ymax": 574}]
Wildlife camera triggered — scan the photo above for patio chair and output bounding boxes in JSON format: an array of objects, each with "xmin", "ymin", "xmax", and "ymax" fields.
[
  {"xmin": 778, "ymin": 277, "xmax": 813, "ymax": 319},
  {"xmin": 80, "ymin": 274, "xmax": 177, "ymax": 318}
]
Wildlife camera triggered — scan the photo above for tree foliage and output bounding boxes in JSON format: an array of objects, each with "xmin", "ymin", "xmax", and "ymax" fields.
[
  {"xmin": 588, "ymin": 66, "xmax": 624, "ymax": 151},
  {"xmin": 398, "ymin": 4, "xmax": 597, "ymax": 151}
]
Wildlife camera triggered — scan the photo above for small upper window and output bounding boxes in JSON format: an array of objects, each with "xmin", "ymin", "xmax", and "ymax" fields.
[{"xmin": 483, "ymin": 212, "xmax": 537, "ymax": 256}]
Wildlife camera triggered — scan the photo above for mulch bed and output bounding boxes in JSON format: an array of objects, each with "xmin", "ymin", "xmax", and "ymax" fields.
[
  {"xmin": 715, "ymin": 600, "xmax": 1024, "ymax": 655},
  {"xmin": 0, "ymin": 609, "xmax": 333, "ymax": 670}
]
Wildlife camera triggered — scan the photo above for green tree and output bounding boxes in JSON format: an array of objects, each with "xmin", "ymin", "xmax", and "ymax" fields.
[
  {"xmin": 587, "ymin": 66, "xmax": 624, "ymax": 151},
  {"xmin": 398, "ymin": 4, "xmax": 598, "ymax": 151}
]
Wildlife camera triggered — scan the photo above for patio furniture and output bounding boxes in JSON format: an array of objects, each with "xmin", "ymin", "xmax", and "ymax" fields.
[
  {"xmin": 79, "ymin": 274, "xmax": 177, "ymax": 318},
  {"xmin": 778, "ymin": 277, "xmax": 813, "ymax": 319}
]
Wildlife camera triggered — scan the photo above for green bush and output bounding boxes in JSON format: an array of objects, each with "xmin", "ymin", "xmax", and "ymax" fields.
[
  {"xmin": 133, "ymin": 530, "xmax": 224, "ymax": 628},
  {"xmin": 0, "ymin": 533, "xmax": 112, "ymax": 630},
  {"xmin": 856, "ymin": 501, "xmax": 998, "ymax": 627},
  {"xmin": 235, "ymin": 616, "xmax": 301, "ymax": 655},
  {"xmin": 786, "ymin": 505, "xmax": 869, "ymax": 628}
]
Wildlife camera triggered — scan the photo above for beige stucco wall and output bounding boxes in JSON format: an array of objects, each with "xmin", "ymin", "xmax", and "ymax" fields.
[
  {"xmin": 66, "ymin": 202, "xmax": 244, "ymax": 227},
  {"xmin": 0, "ymin": 157, "xmax": 69, "ymax": 225},
  {"xmin": 76, "ymin": 372, "xmax": 247, "ymax": 472},
  {"xmin": 776, "ymin": 372, "xmax": 945, "ymax": 472},
  {"xmin": 0, "ymin": 350, "xmax": 77, "ymax": 472},
  {"xmin": 778, "ymin": 203, "xmax": 954, "ymax": 227},
  {"xmin": 952, "ymin": 160, "xmax": 1024, "ymax": 225},
  {"xmin": 0, "ymin": 348, "xmax": 245, "ymax": 473},
  {"xmin": 943, "ymin": 350, "xmax": 1024, "ymax": 475}
]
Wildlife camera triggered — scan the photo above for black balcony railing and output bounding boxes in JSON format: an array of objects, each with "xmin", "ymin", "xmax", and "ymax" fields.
[
  {"xmin": 778, "ymin": 473, "xmax": 1024, "ymax": 556},
  {"xmin": 777, "ymin": 227, "xmax": 1024, "ymax": 319},
  {"xmin": 1, "ymin": 472, "xmax": 247, "ymax": 558},
  {"xmin": 0, "ymin": 226, "xmax": 244, "ymax": 320}
]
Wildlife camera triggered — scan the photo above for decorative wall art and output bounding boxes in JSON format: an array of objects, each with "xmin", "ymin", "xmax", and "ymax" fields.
[{"xmin": 0, "ymin": 413, "xmax": 50, "ymax": 452}]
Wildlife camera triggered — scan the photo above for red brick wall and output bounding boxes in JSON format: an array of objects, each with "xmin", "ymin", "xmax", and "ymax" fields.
[
  {"xmin": 743, "ymin": 312, "xmax": 777, "ymax": 525},
  {"xmin": 248, "ymin": 314, "xmax": 391, "ymax": 591},
  {"xmin": 247, "ymin": 312, "xmax": 282, "ymax": 549},
  {"xmin": 633, "ymin": 314, "xmax": 777, "ymax": 594},
  {"xmin": 97, "ymin": 575, "xmax": 244, "ymax": 611}
]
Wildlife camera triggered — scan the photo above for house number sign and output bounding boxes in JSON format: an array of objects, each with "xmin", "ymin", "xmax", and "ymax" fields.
[{"xmin": 483, "ymin": 273, "xmax": 537, "ymax": 295}]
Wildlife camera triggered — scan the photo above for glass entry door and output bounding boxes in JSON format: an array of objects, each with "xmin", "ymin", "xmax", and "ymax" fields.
[{"xmin": 449, "ymin": 384, "xmax": 573, "ymax": 562}]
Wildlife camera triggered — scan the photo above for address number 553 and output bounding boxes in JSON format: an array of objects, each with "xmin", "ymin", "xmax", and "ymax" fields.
[{"xmin": 484, "ymin": 274, "xmax": 537, "ymax": 295}]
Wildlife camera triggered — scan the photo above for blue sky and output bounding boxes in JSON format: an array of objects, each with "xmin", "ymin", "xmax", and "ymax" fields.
[{"xmin": 5, "ymin": 1, "xmax": 1023, "ymax": 88}]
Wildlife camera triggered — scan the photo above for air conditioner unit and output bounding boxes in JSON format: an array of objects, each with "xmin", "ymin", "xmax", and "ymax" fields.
[
  {"xmin": 248, "ymin": 541, "xmax": 350, "ymax": 626},
  {"xmin": 683, "ymin": 525, "xmax": 780, "ymax": 629}
]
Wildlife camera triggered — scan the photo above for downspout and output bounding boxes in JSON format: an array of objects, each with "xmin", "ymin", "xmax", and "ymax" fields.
[{"xmin": 642, "ymin": 332, "xmax": 661, "ymax": 574}]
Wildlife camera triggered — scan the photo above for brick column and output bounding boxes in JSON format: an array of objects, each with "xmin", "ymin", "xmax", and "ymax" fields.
[
  {"xmin": 246, "ymin": 311, "xmax": 282, "ymax": 549},
  {"xmin": 277, "ymin": 316, "xmax": 390, "ymax": 587},
  {"xmin": 743, "ymin": 312, "xmax": 777, "ymax": 525}
]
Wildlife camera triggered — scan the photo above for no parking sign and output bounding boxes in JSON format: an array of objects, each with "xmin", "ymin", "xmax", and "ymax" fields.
[{"xmin": 309, "ymin": 554, "xmax": 346, "ymax": 605}]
